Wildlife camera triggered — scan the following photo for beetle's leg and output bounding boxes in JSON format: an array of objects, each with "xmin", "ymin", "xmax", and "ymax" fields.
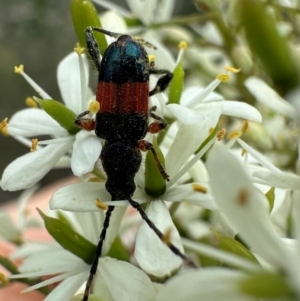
[
  {"xmin": 75, "ymin": 110, "xmax": 96, "ymax": 131},
  {"xmin": 149, "ymin": 68, "xmax": 173, "ymax": 96},
  {"xmin": 137, "ymin": 140, "xmax": 169, "ymax": 181}
]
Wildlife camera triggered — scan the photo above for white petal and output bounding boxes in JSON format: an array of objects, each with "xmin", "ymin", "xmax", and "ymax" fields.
[
  {"xmin": 57, "ymin": 52, "xmax": 89, "ymax": 114},
  {"xmin": 245, "ymin": 76, "xmax": 297, "ymax": 119},
  {"xmin": 50, "ymin": 182, "xmax": 111, "ymax": 211},
  {"xmin": 221, "ymin": 101, "xmax": 262, "ymax": 122},
  {"xmin": 8, "ymin": 108, "xmax": 68, "ymax": 137},
  {"xmin": 99, "ymin": 257, "xmax": 156, "ymax": 301},
  {"xmin": 206, "ymin": 143, "xmax": 287, "ymax": 268},
  {"xmin": 167, "ymin": 104, "xmax": 204, "ymax": 125},
  {"xmin": 43, "ymin": 271, "xmax": 88, "ymax": 301},
  {"xmin": 135, "ymin": 200, "xmax": 183, "ymax": 278},
  {"xmin": 71, "ymin": 131, "xmax": 102, "ymax": 176},
  {"xmin": 166, "ymin": 103, "xmax": 221, "ymax": 176},
  {"xmin": 126, "ymin": 0, "xmax": 158, "ymax": 25},
  {"xmin": 163, "ymin": 184, "xmax": 218, "ymax": 210},
  {"xmin": 157, "ymin": 268, "xmax": 254, "ymax": 301},
  {"xmin": 1, "ymin": 140, "xmax": 73, "ymax": 191}
]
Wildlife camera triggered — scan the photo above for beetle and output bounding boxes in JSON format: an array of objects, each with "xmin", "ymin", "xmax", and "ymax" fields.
[{"xmin": 75, "ymin": 27, "xmax": 193, "ymax": 301}]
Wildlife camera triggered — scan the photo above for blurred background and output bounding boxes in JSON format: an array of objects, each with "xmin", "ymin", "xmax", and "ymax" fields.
[{"xmin": 0, "ymin": 0, "xmax": 194, "ymax": 203}]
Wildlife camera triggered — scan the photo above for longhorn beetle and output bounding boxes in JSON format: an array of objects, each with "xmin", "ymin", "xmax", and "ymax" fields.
[{"xmin": 75, "ymin": 27, "xmax": 193, "ymax": 301}]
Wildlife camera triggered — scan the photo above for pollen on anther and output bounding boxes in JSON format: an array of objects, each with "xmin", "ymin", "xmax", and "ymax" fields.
[
  {"xmin": 0, "ymin": 118, "xmax": 8, "ymax": 130},
  {"xmin": 216, "ymin": 73, "xmax": 230, "ymax": 82},
  {"xmin": 241, "ymin": 149, "xmax": 247, "ymax": 157},
  {"xmin": 74, "ymin": 43, "xmax": 85, "ymax": 55},
  {"xmin": 224, "ymin": 66, "xmax": 241, "ymax": 73},
  {"xmin": 25, "ymin": 97, "xmax": 38, "ymax": 108},
  {"xmin": 178, "ymin": 41, "xmax": 187, "ymax": 49},
  {"xmin": 226, "ymin": 131, "xmax": 242, "ymax": 140},
  {"xmin": 30, "ymin": 138, "xmax": 38, "ymax": 152},
  {"xmin": 241, "ymin": 120, "xmax": 249, "ymax": 134},
  {"xmin": 148, "ymin": 55, "xmax": 155, "ymax": 64},
  {"xmin": 162, "ymin": 228, "xmax": 172, "ymax": 245},
  {"xmin": 88, "ymin": 101, "xmax": 100, "ymax": 114},
  {"xmin": 96, "ymin": 198, "xmax": 108, "ymax": 210},
  {"xmin": 14, "ymin": 65, "xmax": 24, "ymax": 74},
  {"xmin": 217, "ymin": 128, "xmax": 226, "ymax": 141},
  {"xmin": 192, "ymin": 183, "xmax": 207, "ymax": 194}
]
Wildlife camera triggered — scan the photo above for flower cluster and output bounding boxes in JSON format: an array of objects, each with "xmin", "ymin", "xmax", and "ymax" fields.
[{"xmin": 1, "ymin": 0, "xmax": 300, "ymax": 301}]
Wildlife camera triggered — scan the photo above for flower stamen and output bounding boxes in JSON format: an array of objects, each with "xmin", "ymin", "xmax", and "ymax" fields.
[
  {"xmin": 25, "ymin": 97, "xmax": 38, "ymax": 108},
  {"xmin": 96, "ymin": 198, "xmax": 108, "ymax": 210},
  {"xmin": 216, "ymin": 73, "xmax": 230, "ymax": 82},
  {"xmin": 217, "ymin": 128, "xmax": 226, "ymax": 141},
  {"xmin": 0, "ymin": 118, "xmax": 8, "ymax": 130},
  {"xmin": 192, "ymin": 183, "xmax": 207, "ymax": 193},
  {"xmin": 14, "ymin": 64, "xmax": 24, "ymax": 74},
  {"xmin": 88, "ymin": 101, "xmax": 100, "ymax": 114},
  {"xmin": 241, "ymin": 120, "xmax": 249, "ymax": 134},
  {"xmin": 224, "ymin": 66, "xmax": 241, "ymax": 73},
  {"xmin": 162, "ymin": 227, "xmax": 172, "ymax": 246},
  {"xmin": 30, "ymin": 139, "xmax": 38, "ymax": 152},
  {"xmin": 227, "ymin": 131, "xmax": 242, "ymax": 139},
  {"xmin": 74, "ymin": 43, "xmax": 85, "ymax": 55}
]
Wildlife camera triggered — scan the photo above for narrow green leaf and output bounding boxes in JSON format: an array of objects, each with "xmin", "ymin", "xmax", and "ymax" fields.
[
  {"xmin": 239, "ymin": 0, "xmax": 298, "ymax": 92},
  {"xmin": 168, "ymin": 61, "xmax": 184, "ymax": 104},
  {"xmin": 37, "ymin": 209, "xmax": 96, "ymax": 264},
  {"xmin": 35, "ymin": 98, "xmax": 79, "ymax": 135},
  {"xmin": 239, "ymin": 272, "xmax": 293, "ymax": 298},
  {"xmin": 144, "ymin": 136, "xmax": 166, "ymax": 197},
  {"xmin": 107, "ymin": 236, "xmax": 130, "ymax": 262},
  {"xmin": 265, "ymin": 187, "xmax": 275, "ymax": 212},
  {"xmin": 71, "ymin": 0, "xmax": 107, "ymax": 55},
  {"xmin": 198, "ymin": 230, "xmax": 259, "ymax": 267}
]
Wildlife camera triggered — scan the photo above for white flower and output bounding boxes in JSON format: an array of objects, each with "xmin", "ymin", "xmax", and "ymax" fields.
[{"xmin": 1, "ymin": 52, "xmax": 101, "ymax": 191}]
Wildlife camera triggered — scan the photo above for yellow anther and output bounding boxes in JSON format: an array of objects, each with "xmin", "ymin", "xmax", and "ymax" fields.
[
  {"xmin": 1, "ymin": 125, "xmax": 9, "ymax": 137},
  {"xmin": 241, "ymin": 120, "xmax": 249, "ymax": 134},
  {"xmin": 226, "ymin": 131, "xmax": 242, "ymax": 140},
  {"xmin": 0, "ymin": 273, "xmax": 9, "ymax": 285},
  {"xmin": 96, "ymin": 198, "xmax": 108, "ymax": 210},
  {"xmin": 0, "ymin": 118, "xmax": 8, "ymax": 130},
  {"xmin": 241, "ymin": 149, "xmax": 247, "ymax": 157},
  {"xmin": 237, "ymin": 188, "xmax": 249, "ymax": 206},
  {"xmin": 216, "ymin": 73, "xmax": 230, "ymax": 82},
  {"xmin": 209, "ymin": 127, "xmax": 215, "ymax": 133},
  {"xmin": 30, "ymin": 138, "xmax": 38, "ymax": 152},
  {"xmin": 14, "ymin": 64, "xmax": 24, "ymax": 74},
  {"xmin": 148, "ymin": 54, "xmax": 155, "ymax": 63},
  {"xmin": 217, "ymin": 128, "xmax": 226, "ymax": 141},
  {"xmin": 25, "ymin": 97, "xmax": 38, "ymax": 108},
  {"xmin": 74, "ymin": 43, "xmax": 85, "ymax": 55},
  {"xmin": 88, "ymin": 177, "xmax": 102, "ymax": 183},
  {"xmin": 192, "ymin": 183, "xmax": 207, "ymax": 194},
  {"xmin": 178, "ymin": 41, "xmax": 187, "ymax": 49},
  {"xmin": 224, "ymin": 66, "xmax": 241, "ymax": 73},
  {"xmin": 88, "ymin": 101, "xmax": 100, "ymax": 114},
  {"xmin": 162, "ymin": 228, "xmax": 172, "ymax": 245}
]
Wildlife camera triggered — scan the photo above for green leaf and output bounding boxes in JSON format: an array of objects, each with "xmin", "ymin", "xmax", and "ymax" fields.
[
  {"xmin": 71, "ymin": 0, "xmax": 107, "ymax": 55},
  {"xmin": 168, "ymin": 60, "xmax": 184, "ymax": 104},
  {"xmin": 265, "ymin": 187, "xmax": 275, "ymax": 212},
  {"xmin": 35, "ymin": 98, "xmax": 79, "ymax": 135},
  {"xmin": 37, "ymin": 209, "xmax": 96, "ymax": 264},
  {"xmin": 239, "ymin": 272, "xmax": 293, "ymax": 298},
  {"xmin": 144, "ymin": 136, "xmax": 167, "ymax": 198},
  {"xmin": 239, "ymin": 0, "xmax": 298, "ymax": 92},
  {"xmin": 107, "ymin": 236, "xmax": 130, "ymax": 262},
  {"xmin": 198, "ymin": 230, "xmax": 259, "ymax": 267}
]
